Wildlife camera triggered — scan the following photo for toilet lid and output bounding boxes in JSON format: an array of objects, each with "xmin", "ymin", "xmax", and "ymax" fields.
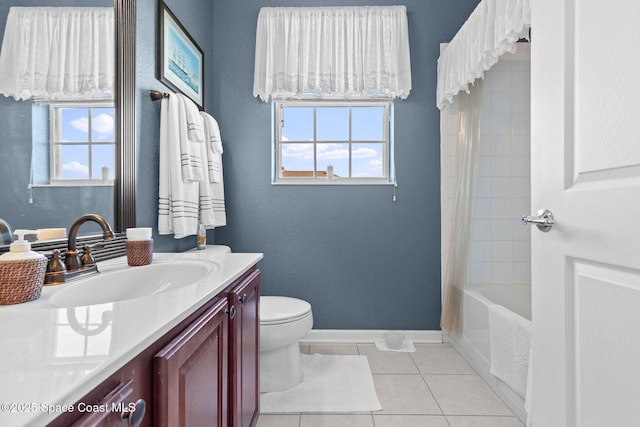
[{"xmin": 260, "ymin": 296, "xmax": 312, "ymax": 325}]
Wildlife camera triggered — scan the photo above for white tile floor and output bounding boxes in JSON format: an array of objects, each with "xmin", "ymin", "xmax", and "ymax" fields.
[{"xmin": 257, "ymin": 343, "xmax": 524, "ymax": 427}]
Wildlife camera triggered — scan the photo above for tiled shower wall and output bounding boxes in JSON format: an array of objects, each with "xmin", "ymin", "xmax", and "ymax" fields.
[{"xmin": 441, "ymin": 44, "xmax": 531, "ymax": 286}]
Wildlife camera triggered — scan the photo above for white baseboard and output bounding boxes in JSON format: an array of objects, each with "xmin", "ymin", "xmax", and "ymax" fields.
[{"xmin": 300, "ymin": 329, "xmax": 442, "ymax": 343}]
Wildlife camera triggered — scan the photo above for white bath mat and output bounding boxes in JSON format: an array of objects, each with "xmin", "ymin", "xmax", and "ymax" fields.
[
  {"xmin": 260, "ymin": 354, "xmax": 382, "ymax": 413},
  {"xmin": 374, "ymin": 339, "xmax": 416, "ymax": 352}
]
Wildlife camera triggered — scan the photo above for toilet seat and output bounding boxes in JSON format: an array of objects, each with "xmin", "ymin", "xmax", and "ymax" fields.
[{"xmin": 260, "ymin": 296, "xmax": 312, "ymax": 325}]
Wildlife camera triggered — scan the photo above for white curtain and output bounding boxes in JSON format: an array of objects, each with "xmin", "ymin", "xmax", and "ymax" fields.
[
  {"xmin": 0, "ymin": 7, "xmax": 114, "ymax": 101},
  {"xmin": 436, "ymin": 0, "xmax": 530, "ymax": 109},
  {"xmin": 253, "ymin": 6, "xmax": 411, "ymax": 102},
  {"xmin": 440, "ymin": 79, "xmax": 483, "ymax": 333}
]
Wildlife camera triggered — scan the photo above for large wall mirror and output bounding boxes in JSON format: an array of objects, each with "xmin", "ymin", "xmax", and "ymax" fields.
[{"xmin": 0, "ymin": 0, "xmax": 135, "ymax": 247}]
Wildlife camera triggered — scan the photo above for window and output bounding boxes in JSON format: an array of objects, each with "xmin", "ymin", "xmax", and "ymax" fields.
[
  {"xmin": 48, "ymin": 102, "xmax": 115, "ymax": 185},
  {"xmin": 274, "ymin": 101, "xmax": 393, "ymax": 184}
]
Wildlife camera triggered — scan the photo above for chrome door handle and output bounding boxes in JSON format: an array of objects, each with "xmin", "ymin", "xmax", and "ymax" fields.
[{"xmin": 522, "ymin": 209, "xmax": 554, "ymax": 232}]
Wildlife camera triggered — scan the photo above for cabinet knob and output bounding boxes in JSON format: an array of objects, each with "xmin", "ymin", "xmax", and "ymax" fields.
[
  {"xmin": 121, "ymin": 398, "xmax": 146, "ymax": 427},
  {"xmin": 227, "ymin": 305, "xmax": 237, "ymax": 319},
  {"xmin": 240, "ymin": 293, "xmax": 248, "ymax": 304}
]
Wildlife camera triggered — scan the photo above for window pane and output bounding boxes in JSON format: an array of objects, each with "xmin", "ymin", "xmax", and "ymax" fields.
[
  {"xmin": 92, "ymin": 144, "xmax": 115, "ymax": 180},
  {"xmin": 352, "ymin": 143, "xmax": 384, "ymax": 177},
  {"xmin": 352, "ymin": 106, "xmax": 384, "ymax": 141},
  {"xmin": 275, "ymin": 101, "xmax": 390, "ymax": 183},
  {"xmin": 60, "ymin": 144, "xmax": 90, "ymax": 179},
  {"xmin": 316, "ymin": 107, "xmax": 348, "ymax": 141},
  {"xmin": 282, "ymin": 107, "xmax": 313, "ymax": 141},
  {"xmin": 61, "ymin": 108, "xmax": 89, "ymax": 142},
  {"xmin": 317, "ymin": 143, "xmax": 349, "ymax": 178},
  {"xmin": 281, "ymin": 143, "xmax": 314, "ymax": 177},
  {"xmin": 91, "ymin": 108, "xmax": 115, "ymax": 142}
]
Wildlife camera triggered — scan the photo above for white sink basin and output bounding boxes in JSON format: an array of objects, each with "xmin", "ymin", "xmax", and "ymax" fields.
[{"xmin": 50, "ymin": 260, "xmax": 219, "ymax": 307}]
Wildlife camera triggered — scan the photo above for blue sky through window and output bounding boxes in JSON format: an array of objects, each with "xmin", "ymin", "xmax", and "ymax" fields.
[
  {"xmin": 57, "ymin": 107, "xmax": 115, "ymax": 181},
  {"xmin": 280, "ymin": 104, "xmax": 386, "ymax": 179},
  {"xmin": 317, "ymin": 107, "xmax": 348, "ymax": 140}
]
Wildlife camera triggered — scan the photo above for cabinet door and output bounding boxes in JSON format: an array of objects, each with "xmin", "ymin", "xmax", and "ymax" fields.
[
  {"xmin": 154, "ymin": 298, "xmax": 229, "ymax": 427},
  {"xmin": 229, "ymin": 269, "xmax": 260, "ymax": 427}
]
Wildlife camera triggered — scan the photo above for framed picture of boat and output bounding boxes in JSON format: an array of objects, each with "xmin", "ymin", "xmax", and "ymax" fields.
[{"xmin": 158, "ymin": 1, "xmax": 204, "ymax": 109}]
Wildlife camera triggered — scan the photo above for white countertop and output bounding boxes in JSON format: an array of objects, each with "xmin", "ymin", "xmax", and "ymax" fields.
[{"xmin": 0, "ymin": 247, "xmax": 263, "ymax": 427}]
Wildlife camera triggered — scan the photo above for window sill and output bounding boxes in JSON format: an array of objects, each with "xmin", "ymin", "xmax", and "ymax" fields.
[
  {"xmin": 32, "ymin": 182, "xmax": 114, "ymax": 188},
  {"xmin": 272, "ymin": 180, "xmax": 395, "ymax": 186}
]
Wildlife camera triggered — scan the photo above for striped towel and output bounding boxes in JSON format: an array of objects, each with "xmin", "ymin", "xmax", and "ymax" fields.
[
  {"xmin": 175, "ymin": 93, "xmax": 205, "ymax": 183},
  {"xmin": 158, "ymin": 94, "xmax": 199, "ymax": 238},
  {"xmin": 199, "ymin": 112, "xmax": 226, "ymax": 228}
]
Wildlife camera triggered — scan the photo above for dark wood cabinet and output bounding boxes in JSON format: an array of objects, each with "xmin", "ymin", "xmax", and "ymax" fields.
[
  {"xmin": 70, "ymin": 380, "xmax": 144, "ymax": 427},
  {"xmin": 154, "ymin": 298, "xmax": 229, "ymax": 427},
  {"xmin": 50, "ymin": 267, "xmax": 260, "ymax": 427},
  {"xmin": 229, "ymin": 269, "xmax": 260, "ymax": 427},
  {"xmin": 51, "ymin": 344, "xmax": 153, "ymax": 427}
]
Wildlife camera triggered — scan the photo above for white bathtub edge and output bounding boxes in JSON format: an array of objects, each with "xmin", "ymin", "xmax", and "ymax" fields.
[{"xmin": 449, "ymin": 332, "xmax": 527, "ymax": 424}]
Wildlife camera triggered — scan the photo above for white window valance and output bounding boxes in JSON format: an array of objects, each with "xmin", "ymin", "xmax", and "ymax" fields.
[
  {"xmin": 0, "ymin": 7, "xmax": 114, "ymax": 101},
  {"xmin": 253, "ymin": 6, "xmax": 412, "ymax": 102},
  {"xmin": 436, "ymin": 0, "xmax": 530, "ymax": 110}
]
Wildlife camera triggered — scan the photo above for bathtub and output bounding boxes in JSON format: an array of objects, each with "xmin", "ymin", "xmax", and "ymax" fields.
[{"xmin": 449, "ymin": 283, "xmax": 531, "ymax": 423}]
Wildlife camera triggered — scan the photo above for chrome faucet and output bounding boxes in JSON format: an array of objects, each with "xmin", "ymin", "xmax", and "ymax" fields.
[
  {"xmin": 0, "ymin": 218, "xmax": 12, "ymax": 245},
  {"xmin": 65, "ymin": 214, "xmax": 115, "ymax": 271}
]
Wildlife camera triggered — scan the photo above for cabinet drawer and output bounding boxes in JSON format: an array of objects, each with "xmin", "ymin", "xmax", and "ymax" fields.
[{"xmin": 71, "ymin": 380, "xmax": 146, "ymax": 427}]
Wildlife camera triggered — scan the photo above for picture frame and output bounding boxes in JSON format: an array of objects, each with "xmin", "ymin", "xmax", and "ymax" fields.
[{"xmin": 158, "ymin": 1, "xmax": 204, "ymax": 109}]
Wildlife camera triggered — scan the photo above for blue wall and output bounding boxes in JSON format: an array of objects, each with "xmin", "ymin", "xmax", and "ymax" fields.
[
  {"xmin": 1, "ymin": 0, "xmax": 477, "ymax": 329},
  {"xmin": 211, "ymin": 0, "xmax": 478, "ymax": 330}
]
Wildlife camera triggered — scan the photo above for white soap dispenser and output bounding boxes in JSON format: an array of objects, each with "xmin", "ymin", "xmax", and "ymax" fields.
[
  {"xmin": 0, "ymin": 230, "xmax": 46, "ymax": 261},
  {"xmin": 0, "ymin": 229, "xmax": 48, "ymax": 305}
]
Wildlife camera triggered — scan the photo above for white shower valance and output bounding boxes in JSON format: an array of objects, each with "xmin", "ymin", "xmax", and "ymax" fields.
[
  {"xmin": 0, "ymin": 7, "xmax": 114, "ymax": 101},
  {"xmin": 253, "ymin": 6, "xmax": 412, "ymax": 102},
  {"xmin": 436, "ymin": 0, "xmax": 530, "ymax": 110}
]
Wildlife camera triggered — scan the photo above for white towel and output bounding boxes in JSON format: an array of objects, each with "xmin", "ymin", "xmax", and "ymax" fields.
[
  {"xmin": 175, "ymin": 93, "xmax": 205, "ymax": 182},
  {"xmin": 199, "ymin": 112, "xmax": 226, "ymax": 227},
  {"xmin": 158, "ymin": 95, "xmax": 200, "ymax": 238},
  {"xmin": 201, "ymin": 112, "xmax": 223, "ymax": 183},
  {"xmin": 488, "ymin": 304, "xmax": 531, "ymax": 398}
]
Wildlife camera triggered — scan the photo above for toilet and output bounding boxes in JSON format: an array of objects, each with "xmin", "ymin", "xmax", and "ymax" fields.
[
  {"xmin": 203, "ymin": 246, "xmax": 313, "ymax": 392},
  {"xmin": 260, "ymin": 296, "xmax": 313, "ymax": 393}
]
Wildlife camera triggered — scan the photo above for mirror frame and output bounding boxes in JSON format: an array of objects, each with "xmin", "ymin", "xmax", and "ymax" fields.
[{"xmin": 114, "ymin": 0, "xmax": 136, "ymax": 232}]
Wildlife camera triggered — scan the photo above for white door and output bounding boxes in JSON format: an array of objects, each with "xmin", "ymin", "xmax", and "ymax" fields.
[{"xmin": 530, "ymin": 0, "xmax": 640, "ymax": 426}]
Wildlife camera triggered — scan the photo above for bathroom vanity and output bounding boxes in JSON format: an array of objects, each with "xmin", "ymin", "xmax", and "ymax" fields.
[{"xmin": 0, "ymin": 249, "xmax": 262, "ymax": 427}]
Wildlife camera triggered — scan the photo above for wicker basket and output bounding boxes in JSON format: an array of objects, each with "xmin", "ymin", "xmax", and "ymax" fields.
[
  {"xmin": 126, "ymin": 239, "xmax": 153, "ymax": 266},
  {"xmin": 0, "ymin": 258, "xmax": 47, "ymax": 305}
]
